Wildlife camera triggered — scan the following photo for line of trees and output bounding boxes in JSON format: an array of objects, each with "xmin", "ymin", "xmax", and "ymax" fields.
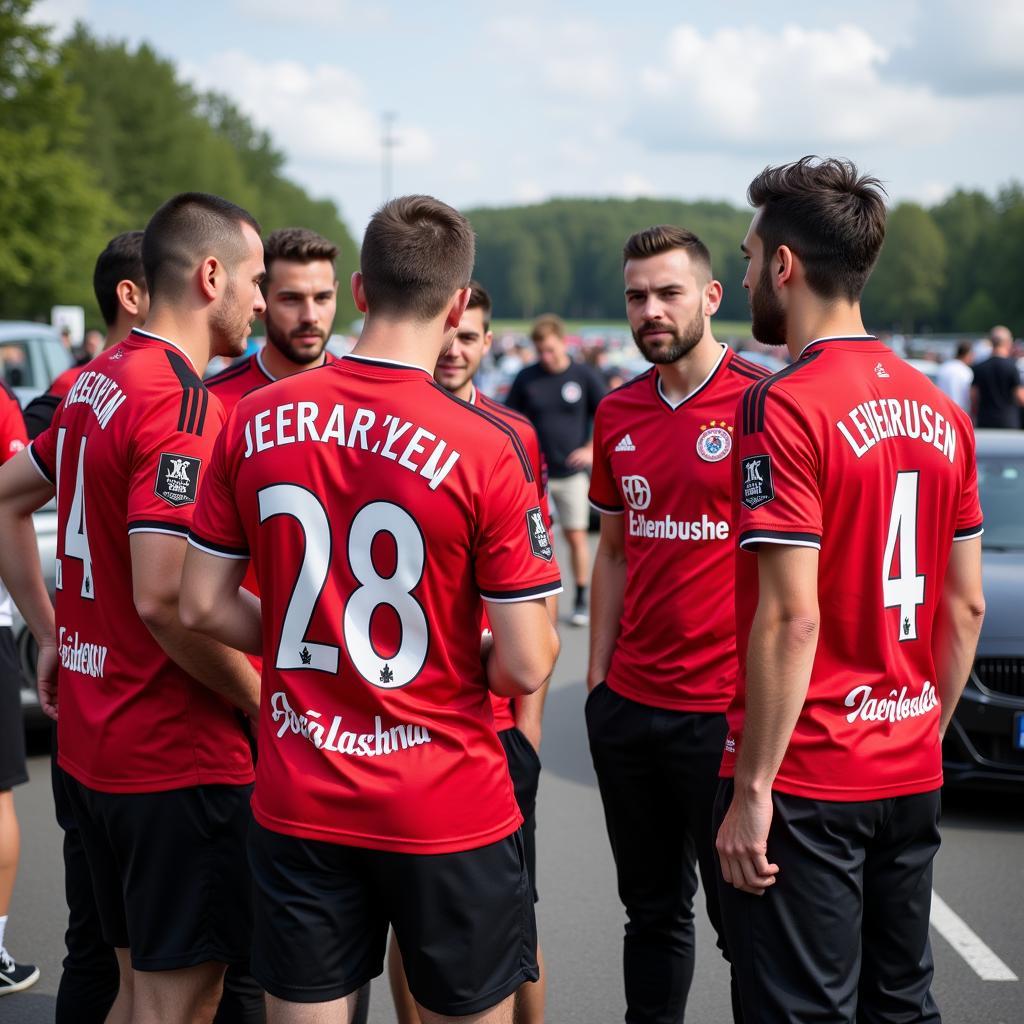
[
  {"xmin": 4, "ymin": 0, "xmax": 1023, "ymax": 336},
  {"xmin": 0, "ymin": 0, "xmax": 360, "ymax": 325}
]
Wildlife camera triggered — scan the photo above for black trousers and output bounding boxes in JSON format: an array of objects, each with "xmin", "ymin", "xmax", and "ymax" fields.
[
  {"xmin": 586, "ymin": 682, "xmax": 738, "ymax": 1024},
  {"xmin": 713, "ymin": 780, "xmax": 942, "ymax": 1024}
]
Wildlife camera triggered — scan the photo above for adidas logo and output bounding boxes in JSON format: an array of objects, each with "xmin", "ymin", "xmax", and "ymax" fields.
[
  {"xmin": 874, "ymin": 362, "xmax": 890, "ymax": 379},
  {"xmin": 615, "ymin": 434, "xmax": 636, "ymax": 452}
]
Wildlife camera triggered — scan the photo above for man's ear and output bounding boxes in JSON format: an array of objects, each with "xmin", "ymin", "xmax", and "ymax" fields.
[
  {"xmin": 776, "ymin": 245, "xmax": 796, "ymax": 288},
  {"xmin": 482, "ymin": 330, "xmax": 494, "ymax": 355},
  {"xmin": 445, "ymin": 286, "xmax": 472, "ymax": 332},
  {"xmin": 351, "ymin": 271, "xmax": 368, "ymax": 313},
  {"xmin": 116, "ymin": 279, "xmax": 143, "ymax": 317},
  {"xmin": 704, "ymin": 280, "xmax": 724, "ymax": 317},
  {"xmin": 198, "ymin": 257, "xmax": 221, "ymax": 302}
]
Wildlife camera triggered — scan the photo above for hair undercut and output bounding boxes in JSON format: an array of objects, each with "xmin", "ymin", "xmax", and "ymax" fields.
[
  {"xmin": 466, "ymin": 280, "xmax": 492, "ymax": 332},
  {"xmin": 747, "ymin": 156, "xmax": 887, "ymax": 303},
  {"xmin": 360, "ymin": 195, "xmax": 475, "ymax": 322},
  {"xmin": 142, "ymin": 192, "xmax": 261, "ymax": 303},
  {"xmin": 263, "ymin": 227, "xmax": 339, "ymax": 293},
  {"xmin": 93, "ymin": 231, "xmax": 145, "ymax": 327},
  {"xmin": 622, "ymin": 225, "xmax": 713, "ymax": 281},
  {"xmin": 530, "ymin": 314, "xmax": 565, "ymax": 344}
]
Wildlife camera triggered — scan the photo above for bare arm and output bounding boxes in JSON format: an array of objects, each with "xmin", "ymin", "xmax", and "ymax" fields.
[
  {"xmin": 587, "ymin": 512, "xmax": 626, "ymax": 690},
  {"xmin": 0, "ymin": 450, "xmax": 59, "ymax": 717},
  {"xmin": 486, "ymin": 597, "xmax": 560, "ymax": 698},
  {"xmin": 513, "ymin": 594, "xmax": 559, "ymax": 751},
  {"xmin": 132, "ymin": 533, "xmax": 260, "ymax": 718},
  {"xmin": 716, "ymin": 544, "xmax": 820, "ymax": 895},
  {"xmin": 933, "ymin": 537, "xmax": 985, "ymax": 738}
]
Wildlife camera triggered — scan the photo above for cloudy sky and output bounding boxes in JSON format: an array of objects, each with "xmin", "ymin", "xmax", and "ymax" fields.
[{"xmin": 33, "ymin": 0, "xmax": 1024, "ymax": 237}]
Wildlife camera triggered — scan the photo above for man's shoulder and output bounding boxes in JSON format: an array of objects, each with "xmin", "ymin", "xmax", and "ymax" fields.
[{"xmin": 206, "ymin": 354, "xmax": 258, "ymax": 391}]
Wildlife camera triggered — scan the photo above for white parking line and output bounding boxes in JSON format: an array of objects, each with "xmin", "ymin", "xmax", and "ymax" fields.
[{"xmin": 931, "ymin": 891, "xmax": 1018, "ymax": 981}]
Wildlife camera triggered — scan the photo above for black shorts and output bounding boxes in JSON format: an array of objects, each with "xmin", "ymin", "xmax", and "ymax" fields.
[
  {"xmin": 249, "ymin": 821, "xmax": 537, "ymax": 1016},
  {"xmin": 64, "ymin": 777, "xmax": 253, "ymax": 971},
  {"xmin": 498, "ymin": 726, "xmax": 541, "ymax": 902},
  {"xmin": 0, "ymin": 627, "xmax": 28, "ymax": 790}
]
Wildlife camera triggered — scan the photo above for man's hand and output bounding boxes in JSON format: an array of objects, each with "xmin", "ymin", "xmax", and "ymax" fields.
[
  {"xmin": 565, "ymin": 444, "xmax": 593, "ymax": 471},
  {"xmin": 716, "ymin": 786, "xmax": 779, "ymax": 895},
  {"xmin": 37, "ymin": 635, "xmax": 59, "ymax": 721}
]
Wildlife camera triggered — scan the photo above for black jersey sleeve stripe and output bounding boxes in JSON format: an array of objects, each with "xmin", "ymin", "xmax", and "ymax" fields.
[
  {"xmin": 480, "ymin": 580, "xmax": 563, "ymax": 602},
  {"xmin": 590, "ymin": 496, "xmax": 625, "ymax": 513},
  {"xmin": 187, "ymin": 530, "xmax": 250, "ymax": 558},
  {"xmin": 743, "ymin": 352, "xmax": 823, "ymax": 435},
  {"xmin": 953, "ymin": 523, "xmax": 984, "ymax": 540},
  {"xmin": 429, "ymin": 382, "xmax": 534, "ymax": 482},
  {"xmin": 196, "ymin": 385, "xmax": 209, "ymax": 434},
  {"xmin": 126, "ymin": 519, "xmax": 191, "ymax": 536},
  {"xmin": 730, "ymin": 355, "xmax": 771, "ymax": 377},
  {"xmin": 478, "ymin": 393, "xmax": 533, "ymax": 429},
  {"xmin": 206, "ymin": 359, "xmax": 253, "ymax": 388},
  {"xmin": 739, "ymin": 529, "xmax": 822, "ymax": 550},
  {"xmin": 28, "ymin": 443, "xmax": 55, "ymax": 483}
]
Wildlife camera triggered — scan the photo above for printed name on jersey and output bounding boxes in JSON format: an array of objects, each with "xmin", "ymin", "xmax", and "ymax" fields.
[
  {"xmin": 844, "ymin": 680, "xmax": 938, "ymax": 724},
  {"xmin": 695, "ymin": 421, "xmax": 733, "ymax": 463},
  {"xmin": 741, "ymin": 455, "xmax": 774, "ymax": 509},
  {"xmin": 614, "ymin": 433, "xmax": 636, "ymax": 452},
  {"xmin": 270, "ymin": 690, "xmax": 432, "ymax": 757},
  {"xmin": 836, "ymin": 397, "xmax": 958, "ymax": 464},
  {"xmin": 58, "ymin": 626, "xmax": 108, "ymax": 678},
  {"xmin": 621, "ymin": 475, "xmax": 652, "ymax": 511},
  {"xmin": 561, "ymin": 381, "xmax": 583, "ymax": 404},
  {"xmin": 63, "ymin": 369, "xmax": 128, "ymax": 429},
  {"xmin": 628, "ymin": 510, "xmax": 729, "ymax": 542},
  {"xmin": 526, "ymin": 505, "xmax": 553, "ymax": 561},
  {"xmin": 155, "ymin": 452, "xmax": 201, "ymax": 507}
]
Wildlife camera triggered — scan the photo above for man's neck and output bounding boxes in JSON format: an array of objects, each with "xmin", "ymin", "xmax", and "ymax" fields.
[
  {"xmin": 655, "ymin": 333, "xmax": 722, "ymax": 405},
  {"xmin": 141, "ymin": 309, "xmax": 213, "ymax": 376},
  {"xmin": 446, "ymin": 378, "xmax": 474, "ymax": 402},
  {"xmin": 784, "ymin": 300, "xmax": 868, "ymax": 362},
  {"xmin": 350, "ymin": 316, "xmax": 445, "ymax": 373},
  {"xmin": 104, "ymin": 319, "xmax": 137, "ymax": 350},
  {"xmin": 260, "ymin": 341, "xmax": 328, "ymax": 380},
  {"xmin": 545, "ymin": 356, "xmax": 571, "ymax": 374}
]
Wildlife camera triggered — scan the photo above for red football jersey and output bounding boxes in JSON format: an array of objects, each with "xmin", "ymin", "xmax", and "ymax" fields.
[
  {"xmin": 0, "ymin": 384, "xmax": 28, "ymax": 626},
  {"xmin": 206, "ymin": 348, "xmax": 336, "ymax": 409},
  {"xmin": 469, "ymin": 384, "xmax": 553, "ymax": 732},
  {"xmin": 589, "ymin": 347, "xmax": 769, "ymax": 712},
  {"xmin": 189, "ymin": 354, "xmax": 562, "ymax": 853},
  {"xmin": 720, "ymin": 337, "xmax": 984, "ymax": 800},
  {"xmin": 29, "ymin": 328, "xmax": 255, "ymax": 794},
  {"xmin": 48, "ymin": 363, "xmax": 86, "ymax": 401}
]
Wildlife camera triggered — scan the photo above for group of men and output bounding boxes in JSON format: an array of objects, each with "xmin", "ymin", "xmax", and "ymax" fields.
[{"xmin": 0, "ymin": 154, "xmax": 986, "ymax": 1024}]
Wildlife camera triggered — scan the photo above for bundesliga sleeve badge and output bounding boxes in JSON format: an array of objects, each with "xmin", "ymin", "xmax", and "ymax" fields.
[
  {"xmin": 526, "ymin": 506, "xmax": 553, "ymax": 561},
  {"xmin": 696, "ymin": 421, "xmax": 733, "ymax": 462},
  {"xmin": 155, "ymin": 452, "xmax": 201, "ymax": 507},
  {"xmin": 741, "ymin": 455, "xmax": 774, "ymax": 509}
]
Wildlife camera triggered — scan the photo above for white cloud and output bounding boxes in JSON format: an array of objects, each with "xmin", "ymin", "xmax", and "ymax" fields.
[
  {"xmin": 183, "ymin": 51, "xmax": 434, "ymax": 166},
  {"xmin": 29, "ymin": 0, "xmax": 89, "ymax": 36},
  {"xmin": 633, "ymin": 22, "xmax": 962, "ymax": 153}
]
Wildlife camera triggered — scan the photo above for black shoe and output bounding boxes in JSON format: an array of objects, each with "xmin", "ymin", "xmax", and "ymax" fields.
[
  {"xmin": 570, "ymin": 597, "xmax": 589, "ymax": 627},
  {"xmin": 0, "ymin": 949, "xmax": 40, "ymax": 995}
]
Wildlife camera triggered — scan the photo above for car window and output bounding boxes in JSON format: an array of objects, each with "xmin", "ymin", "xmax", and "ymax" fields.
[
  {"xmin": 42, "ymin": 337, "xmax": 73, "ymax": 383},
  {"xmin": 0, "ymin": 341, "xmax": 35, "ymax": 389},
  {"xmin": 977, "ymin": 457, "xmax": 1024, "ymax": 551}
]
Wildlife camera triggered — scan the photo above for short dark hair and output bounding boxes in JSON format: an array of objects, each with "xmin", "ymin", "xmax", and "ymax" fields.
[
  {"xmin": 360, "ymin": 195, "xmax": 475, "ymax": 321},
  {"xmin": 263, "ymin": 227, "xmax": 339, "ymax": 293},
  {"xmin": 622, "ymin": 225, "xmax": 712, "ymax": 280},
  {"xmin": 466, "ymin": 280, "xmax": 492, "ymax": 331},
  {"xmin": 955, "ymin": 341, "xmax": 972, "ymax": 359},
  {"xmin": 530, "ymin": 314, "xmax": 565, "ymax": 344},
  {"xmin": 142, "ymin": 192, "xmax": 261, "ymax": 303},
  {"xmin": 93, "ymin": 231, "xmax": 145, "ymax": 327},
  {"xmin": 747, "ymin": 156, "xmax": 887, "ymax": 303}
]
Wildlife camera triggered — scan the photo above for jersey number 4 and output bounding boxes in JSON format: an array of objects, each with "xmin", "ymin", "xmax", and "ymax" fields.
[
  {"xmin": 259, "ymin": 485, "xmax": 428, "ymax": 689},
  {"xmin": 882, "ymin": 471, "xmax": 925, "ymax": 642},
  {"xmin": 54, "ymin": 429, "xmax": 95, "ymax": 600}
]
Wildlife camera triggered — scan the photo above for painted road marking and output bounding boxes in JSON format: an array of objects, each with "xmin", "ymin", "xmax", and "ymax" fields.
[{"xmin": 931, "ymin": 891, "xmax": 1018, "ymax": 981}]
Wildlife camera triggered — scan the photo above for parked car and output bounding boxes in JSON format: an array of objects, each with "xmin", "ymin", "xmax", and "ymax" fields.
[
  {"xmin": 942, "ymin": 429, "xmax": 1024, "ymax": 788},
  {"xmin": 0, "ymin": 321, "xmax": 74, "ymax": 405}
]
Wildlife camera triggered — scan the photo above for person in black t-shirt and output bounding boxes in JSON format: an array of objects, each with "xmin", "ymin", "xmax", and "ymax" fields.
[
  {"xmin": 972, "ymin": 325, "xmax": 1024, "ymax": 429},
  {"xmin": 507, "ymin": 315, "xmax": 606, "ymax": 625}
]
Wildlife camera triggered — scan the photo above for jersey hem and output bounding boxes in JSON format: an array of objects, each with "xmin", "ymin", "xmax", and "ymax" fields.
[
  {"xmin": 27, "ymin": 444, "xmax": 54, "ymax": 483},
  {"xmin": 187, "ymin": 532, "xmax": 250, "ymax": 559},
  {"xmin": 719, "ymin": 764, "xmax": 943, "ymax": 802},
  {"xmin": 590, "ymin": 498, "xmax": 624, "ymax": 514},
  {"xmin": 607, "ymin": 677, "xmax": 732, "ymax": 714},
  {"xmin": 251, "ymin": 805, "xmax": 523, "ymax": 854},
  {"xmin": 953, "ymin": 524, "xmax": 984, "ymax": 541},
  {"xmin": 127, "ymin": 519, "xmax": 190, "ymax": 537},
  {"xmin": 739, "ymin": 529, "xmax": 822, "ymax": 550},
  {"xmin": 59, "ymin": 755, "xmax": 255, "ymax": 794}
]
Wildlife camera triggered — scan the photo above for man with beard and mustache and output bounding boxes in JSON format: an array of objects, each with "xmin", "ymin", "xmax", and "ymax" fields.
[
  {"xmin": 586, "ymin": 226, "xmax": 767, "ymax": 1023},
  {"xmin": 714, "ymin": 158, "xmax": 985, "ymax": 1023},
  {"xmin": 0, "ymin": 192, "xmax": 266, "ymax": 1023},
  {"xmin": 206, "ymin": 228, "xmax": 339, "ymax": 407}
]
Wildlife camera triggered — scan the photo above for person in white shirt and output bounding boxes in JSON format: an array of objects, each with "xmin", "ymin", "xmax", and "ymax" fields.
[{"xmin": 936, "ymin": 341, "xmax": 974, "ymax": 414}]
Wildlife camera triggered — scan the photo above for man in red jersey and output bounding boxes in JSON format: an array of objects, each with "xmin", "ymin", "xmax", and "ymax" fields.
[
  {"xmin": 180, "ymin": 195, "xmax": 561, "ymax": 1024},
  {"xmin": 23, "ymin": 232, "xmax": 149, "ymax": 439},
  {"xmin": 387, "ymin": 280, "xmax": 556, "ymax": 1024},
  {"xmin": 0, "ymin": 192, "xmax": 267, "ymax": 1024},
  {"xmin": 714, "ymin": 158, "xmax": 986, "ymax": 1023},
  {"xmin": 207, "ymin": 227, "xmax": 339, "ymax": 407},
  {"xmin": 587, "ymin": 226, "xmax": 764, "ymax": 1024}
]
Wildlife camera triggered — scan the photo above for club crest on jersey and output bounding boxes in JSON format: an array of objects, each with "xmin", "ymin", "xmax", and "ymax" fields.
[
  {"xmin": 155, "ymin": 452, "xmax": 200, "ymax": 507},
  {"xmin": 526, "ymin": 506, "xmax": 553, "ymax": 561},
  {"xmin": 696, "ymin": 421, "xmax": 733, "ymax": 463},
  {"xmin": 621, "ymin": 475, "xmax": 652, "ymax": 511},
  {"xmin": 561, "ymin": 381, "xmax": 583, "ymax": 404},
  {"xmin": 741, "ymin": 455, "xmax": 774, "ymax": 509}
]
